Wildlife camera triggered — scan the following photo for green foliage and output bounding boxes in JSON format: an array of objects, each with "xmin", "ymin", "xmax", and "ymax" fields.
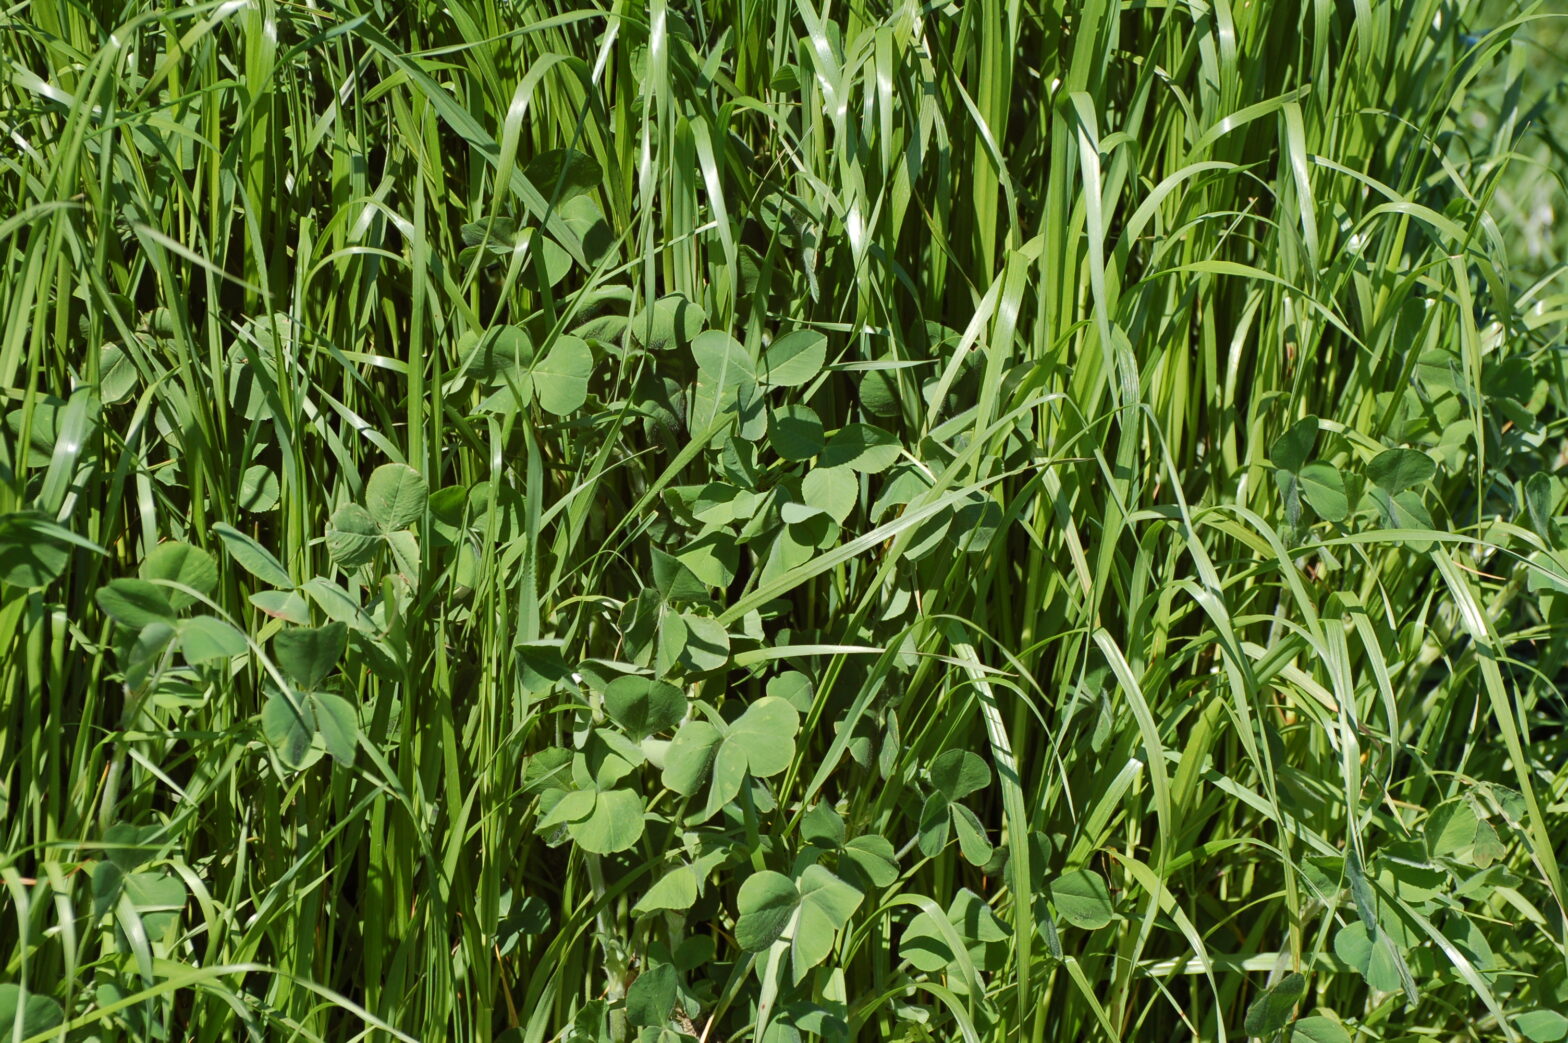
[{"xmin": 3, "ymin": 0, "xmax": 1568, "ymax": 1040}]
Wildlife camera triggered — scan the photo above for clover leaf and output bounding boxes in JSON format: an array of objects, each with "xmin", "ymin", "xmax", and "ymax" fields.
[
  {"xmin": 662, "ymin": 697, "xmax": 799, "ymax": 821},
  {"xmin": 735, "ymin": 865, "xmax": 863, "ymax": 982},
  {"xmin": 535, "ymin": 733, "xmax": 649, "ymax": 854},
  {"xmin": 917, "ymin": 750, "xmax": 993, "ymax": 864},
  {"xmin": 1244, "ymin": 972, "xmax": 1306, "ymax": 1036},
  {"xmin": 604, "ymin": 676, "xmax": 686, "ymax": 741},
  {"xmin": 1050, "ymin": 867, "xmax": 1115, "ymax": 930}
]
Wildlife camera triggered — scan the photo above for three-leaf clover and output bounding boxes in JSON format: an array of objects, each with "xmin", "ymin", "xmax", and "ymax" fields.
[
  {"xmin": 260, "ymin": 622, "xmax": 360, "ymax": 769},
  {"xmin": 662, "ymin": 696, "xmax": 799, "ymax": 821},
  {"xmin": 917, "ymin": 750, "xmax": 993, "ymax": 865},
  {"xmin": 326, "ymin": 463, "xmax": 429, "ymax": 577},
  {"xmin": 735, "ymin": 865, "xmax": 863, "ymax": 983},
  {"xmin": 536, "ymin": 730, "xmax": 648, "ymax": 854}
]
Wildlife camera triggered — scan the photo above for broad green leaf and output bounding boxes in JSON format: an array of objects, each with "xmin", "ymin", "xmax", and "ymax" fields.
[
  {"xmin": 0, "ymin": 511, "xmax": 72, "ymax": 589},
  {"xmin": 99, "ymin": 342, "xmax": 138, "ymax": 402},
  {"xmin": 631, "ymin": 293, "xmax": 705, "ymax": 352},
  {"xmin": 1051, "ymin": 868, "xmax": 1114, "ymax": 930},
  {"xmin": 123, "ymin": 869, "xmax": 187, "ymax": 938},
  {"xmin": 1371, "ymin": 488, "xmax": 1434, "ymax": 529},
  {"xmin": 139, "ymin": 541, "xmax": 218, "ymax": 610},
  {"xmin": 273, "ymin": 622, "xmax": 347, "ymax": 687},
  {"xmin": 326, "ymin": 503, "xmax": 381, "ymax": 566},
  {"xmin": 302, "ymin": 578, "xmax": 375, "ymax": 631},
  {"xmin": 1332, "ymin": 922, "xmax": 1403, "ymax": 992},
  {"xmin": 0, "ymin": 985, "xmax": 63, "ymax": 1039},
  {"xmin": 769, "ymin": 404, "xmax": 826, "ymax": 461},
  {"xmin": 604, "ymin": 676, "xmax": 686, "ymax": 740},
  {"xmin": 213, "ymin": 522, "xmax": 293, "ymax": 587},
  {"xmin": 461, "ymin": 216, "xmax": 518, "ymax": 251},
  {"xmin": 767, "ymin": 670, "xmax": 815, "ymax": 712},
  {"xmin": 917, "ymin": 793, "xmax": 951, "ymax": 857},
  {"xmin": 901, "ymin": 908, "xmax": 958, "ymax": 973},
  {"xmin": 102, "ymin": 822, "xmax": 163, "ymax": 871},
  {"xmin": 312, "ymin": 692, "xmax": 359, "ymax": 765},
  {"xmin": 651, "ymin": 548, "xmax": 708, "ymax": 602},
  {"xmin": 1299, "ymin": 461, "xmax": 1350, "ymax": 522},
  {"xmin": 580, "ymin": 729, "xmax": 645, "ymax": 789},
  {"xmin": 124, "ymin": 622, "xmax": 176, "ymax": 690},
  {"xmin": 801, "ymin": 466, "xmax": 857, "ymax": 524},
  {"xmin": 859, "ymin": 364, "xmax": 901, "ymax": 416},
  {"xmin": 1292, "ymin": 1015, "xmax": 1352, "ymax": 1043},
  {"xmin": 929, "ymin": 749, "xmax": 990, "ymax": 798},
  {"xmin": 762, "ymin": 330, "xmax": 827, "ymax": 387},
  {"xmin": 538, "ymin": 788, "xmax": 596, "ymax": 828},
  {"xmin": 238, "ymin": 464, "xmax": 280, "ymax": 512},
  {"xmin": 465, "ymin": 325, "xmax": 534, "ymax": 381},
  {"xmin": 802, "ymin": 803, "xmax": 846, "ymax": 847},
  {"xmin": 384, "ymin": 529, "xmax": 421, "ymax": 579},
  {"xmin": 569, "ymin": 788, "xmax": 645, "ymax": 854},
  {"xmin": 365, "ymin": 463, "xmax": 428, "ymax": 531},
  {"xmin": 626, "ymin": 964, "xmax": 677, "ymax": 1029},
  {"xmin": 791, "ymin": 865, "xmax": 862, "ymax": 979},
  {"xmin": 950, "ymin": 802, "xmax": 993, "ymax": 866},
  {"xmin": 534, "ymin": 335, "xmax": 593, "ymax": 415},
  {"xmin": 1517, "ymin": 1010, "xmax": 1568, "ymax": 1042},
  {"xmin": 179, "ymin": 616, "xmax": 247, "ymax": 663},
  {"xmin": 1426, "ymin": 799, "xmax": 1480, "ymax": 860},
  {"xmin": 1270, "ymin": 416, "xmax": 1318, "ymax": 472},
  {"xmin": 678, "ymin": 533, "xmax": 739, "ymax": 589},
  {"xmin": 691, "ymin": 330, "xmax": 756, "ymax": 388},
  {"xmin": 663, "ymin": 721, "xmax": 721, "ymax": 796},
  {"xmin": 634, "ymin": 864, "xmax": 700, "ymax": 915},
  {"xmin": 96, "ymin": 579, "xmax": 176, "ymax": 628},
  {"xmin": 262, "ymin": 692, "xmax": 318, "ymax": 769},
  {"xmin": 1367, "ymin": 447, "xmax": 1436, "ymax": 494},
  {"xmin": 527, "ymin": 148, "xmax": 601, "ymax": 203},
  {"xmin": 681, "ymin": 612, "xmax": 731, "ymax": 673},
  {"xmin": 737, "ymin": 870, "xmax": 799, "ymax": 951},
  {"xmin": 517, "ymin": 642, "xmax": 572, "ymax": 696},
  {"xmin": 821, "ymin": 423, "xmax": 900, "ymax": 473},
  {"xmin": 1244, "ymin": 972, "xmax": 1306, "ymax": 1035},
  {"xmin": 842, "ymin": 835, "xmax": 900, "ymax": 888},
  {"xmin": 522, "ymin": 747, "xmax": 572, "ymax": 796},
  {"xmin": 729, "ymin": 696, "xmax": 800, "ymax": 777}
]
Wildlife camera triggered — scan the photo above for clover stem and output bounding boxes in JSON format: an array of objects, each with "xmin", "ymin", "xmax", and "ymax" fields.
[{"xmin": 585, "ymin": 852, "xmax": 629, "ymax": 1040}]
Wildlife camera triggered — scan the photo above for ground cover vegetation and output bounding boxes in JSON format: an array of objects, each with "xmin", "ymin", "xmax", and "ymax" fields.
[{"xmin": 3, "ymin": 0, "xmax": 1568, "ymax": 1040}]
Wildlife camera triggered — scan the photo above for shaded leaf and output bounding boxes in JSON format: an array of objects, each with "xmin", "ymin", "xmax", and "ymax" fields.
[
  {"xmin": 604, "ymin": 676, "xmax": 686, "ymax": 740},
  {"xmin": 1051, "ymin": 868, "xmax": 1114, "ymax": 930},
  {"xmin": 1299, "ymin": 462, "xmax": 1350, "ymax": 522},
  {"xmin": 626, "ymin": 964, "xmax": 678, "ymax": 1029},
  {"xmin": 1271, "ymin": 416, "xmax": 1318, "ymax": 472},
  {"xmin": 273, "ymin": 623, "xmax": 347, "ymax": 687},
  {"xmin": 1291, "ymin": 1015, "xmax": 1352, "ymax": 1043},
  {"xmin": 1244, "ymin": 972, "xmax": 1306, "ymax": 1035},
  {"xmin": 1367, "ymin": 448, "xmax": 1436, "ymax": 494},
  {"xmin": 96, "ymin": 579, "xmax": 176, "ymax": 628},
  {"xmin": 179, "ymin": 616, "xmax": 248, "ymax": 663},
  {"xmin": 139, "ymin": 541, "xmax": 218, "ymax": 610},
  {"xmin": 821, "ymin": 423, "xmax": 900, "ymax": 473},
  {"xmin": 326, "ymin": 503, "xmax": 381, "ymax": 566},
  {"xmin": 212, "ymin": 522, "xmax": 293, "ymax": 587},
  {"xmin": 0, "ymin": 985, "xmax": 64, "ymax": 1039},
  {"xmin": 527, "ymin": 148, "xmax": 601, "ymax": 204}
]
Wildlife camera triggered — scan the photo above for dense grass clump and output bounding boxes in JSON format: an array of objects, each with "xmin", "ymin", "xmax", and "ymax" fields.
[{"xmin": 3, "ymin": 0, "xmax": 1568, "ymax": 1040}]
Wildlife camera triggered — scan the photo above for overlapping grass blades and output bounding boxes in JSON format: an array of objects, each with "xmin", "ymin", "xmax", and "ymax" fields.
[{"xmin": 3, "ymin": 0, "xmax": 1568, "ymax": 1040}]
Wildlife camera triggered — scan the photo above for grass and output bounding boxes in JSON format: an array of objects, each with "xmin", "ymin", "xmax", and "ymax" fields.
[{"xmin": 3, "ymin": 0, "xmax": 1568, "ymax": 1040}]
